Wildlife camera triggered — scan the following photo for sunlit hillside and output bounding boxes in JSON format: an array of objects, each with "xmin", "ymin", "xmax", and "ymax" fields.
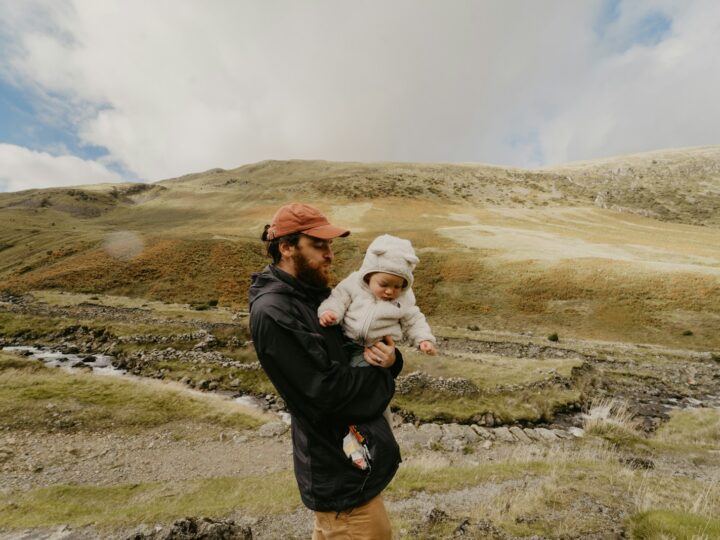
[{"xmin": 1, "ymin": 145, "xmax": 719, "ymax": 349}]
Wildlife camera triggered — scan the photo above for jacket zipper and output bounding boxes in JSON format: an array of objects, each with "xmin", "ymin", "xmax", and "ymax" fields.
[{"xmin": 359, "ymin": 300, "xmax": 378, "ymax": 345}]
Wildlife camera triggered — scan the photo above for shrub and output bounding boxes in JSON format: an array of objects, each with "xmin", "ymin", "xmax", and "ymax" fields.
[{"xmin": 547, "ymin": 333, "xmax": 559, "ymax": 342}]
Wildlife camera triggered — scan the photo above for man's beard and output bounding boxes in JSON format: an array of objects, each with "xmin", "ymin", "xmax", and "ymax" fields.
[{"xmin": 292, "ymin": 252, "xmax": 329, "ymax": 288}]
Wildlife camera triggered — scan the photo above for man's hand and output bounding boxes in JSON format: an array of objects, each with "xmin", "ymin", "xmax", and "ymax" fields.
[
  {"xmin": 419, "ymin": 340, "xmax": 437, "ymax": 355},
  {"xmin": 319, "ymin": 311, "xmax": 338, "ymax": 327},
  {"xmin": 363, "ymin": 336, "xmax": 397, "ymax": 368}
]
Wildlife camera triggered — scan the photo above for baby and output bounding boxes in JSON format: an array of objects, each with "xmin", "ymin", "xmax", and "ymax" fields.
[{"xmin": 318, "ymin": 234, "xmax": 437, "ymax": 369}]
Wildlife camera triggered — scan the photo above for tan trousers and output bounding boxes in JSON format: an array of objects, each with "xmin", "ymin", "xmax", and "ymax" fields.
[{"xmin": 312, "ymin": 494, "xmax": 392, "ymax": 539}]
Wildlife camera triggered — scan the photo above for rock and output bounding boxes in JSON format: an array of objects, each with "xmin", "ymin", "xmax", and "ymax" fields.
[
  {"xmin": 552, "ymin": 429, "xmax": 572, "ymax": 440},
  {"xmin": 509, "ymin": 426, "xmax": 532, "ymax": 443},
  {"xmin": 483, "ymin": 413, "xmax": 495, "ymax": 427},
  {"xmin": 481, "ymin": 440, "xmax": 493, "ymax": 450},
  {"xmin": 396, "ymin": 424, "xmax": 430, "ymax": 448},
  {"xmin": 453, "ymin": 518, "xmax": 471, "ymax": 536},
  {"xmin": 535, "ymin": 428, "xmax": 559, "ymax": 441},
  {"xmin": 493, "ymin": 427, "xmax": 517, "ymax": 443},
  {"xmin": 423, "ymin": 507, "xmax": 448, "ymax": 525},
  {"xmin": 126, "ymin": 516, "xmax": 252, "ymax": 539},
  {"xmin": 207, "ymin": 382, "xmax": 219, "ymax": 391},
  {"xmin": 82, "ymin": 355, "xmax": 96, "ymax": 363},
  {"xmin": 442, "ymin": 423, "xmax": 478, "ymax": 444},
  {"xmin": 417, "ymin": 423, "xmax": 444, "ymax": 448},
  {"xmin": 470, "ymin": 425, "xmax": 493, "ymax": 440},
  {"xmin": 229, "ymin": 379, "xmax": 241, "ymax": 388},
  {"xmin": 257, "ymin": 421, "xmax": 289, "ymax": 438},
  {"xmin": 523, "ymin": 428, "xmax": 541, "ymax": 441},
  {"xmin": 567, "ymin": 427, "xmax": 585, "ymax": 438}
]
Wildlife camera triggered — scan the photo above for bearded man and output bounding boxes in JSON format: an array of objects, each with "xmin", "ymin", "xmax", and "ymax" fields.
[{"xmin": 248, "ymin": 203, "xmax": 403, "ymax": 539}]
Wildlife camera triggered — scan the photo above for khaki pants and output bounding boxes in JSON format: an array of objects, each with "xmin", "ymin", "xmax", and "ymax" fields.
[{"xmin": 312, "ymin": 494, "xmax": 392, "ymax": 539}]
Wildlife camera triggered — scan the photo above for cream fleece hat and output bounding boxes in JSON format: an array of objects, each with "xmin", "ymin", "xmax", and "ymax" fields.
[{"xmin": 360, "ymin": 234, "xmax": 419, "ymax": 288}]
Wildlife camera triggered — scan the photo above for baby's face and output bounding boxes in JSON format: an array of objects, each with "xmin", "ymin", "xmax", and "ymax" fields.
[{"xmin": 367, "ymin": 272, "xmax": 405, "ymax": 301}]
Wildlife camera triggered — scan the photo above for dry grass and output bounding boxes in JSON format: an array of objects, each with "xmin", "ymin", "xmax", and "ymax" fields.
[{"xmin": 1, "ymin": 237, "xmax": 267, "ymax": 306}]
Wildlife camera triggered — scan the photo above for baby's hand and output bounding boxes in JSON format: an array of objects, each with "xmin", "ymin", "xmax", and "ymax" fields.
[
  {"xmin": 319, "ymin": 311, "xmax": 338, "ymax": 327},
  {"xmin": 419, "ymin": 340, "xmax": 437, "ymax": 355}
]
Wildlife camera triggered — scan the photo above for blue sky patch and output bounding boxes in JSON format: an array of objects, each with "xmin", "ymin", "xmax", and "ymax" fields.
[
  {"xmin": 633, "ymin": 12, "xmax": 673, "ymax": 47},
  {"xmin": 0, "ymin": 78, "xmax": 108, "ymax": 161},
  {"xmin": 594, "ymin": 0, "xmax": 672, "ymax": 52}
]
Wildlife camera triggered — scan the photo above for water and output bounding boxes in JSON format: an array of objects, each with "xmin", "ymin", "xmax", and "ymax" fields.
[
  {"xmin": 2, "ymin": 346, "xmax": 123, "ymax": 376},
  {"xmin": 3, "ymin": 345, "xmax": 289, "ymax": 423}
]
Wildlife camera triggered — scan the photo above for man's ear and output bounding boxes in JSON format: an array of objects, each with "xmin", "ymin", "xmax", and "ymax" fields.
[{"xmin": 278, "ymin": 239, "xmax": 296, "ymax": 258}]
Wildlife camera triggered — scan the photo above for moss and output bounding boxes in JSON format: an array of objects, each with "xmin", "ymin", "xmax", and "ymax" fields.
[
  {"xmin": 394, "ymin": 386, "xmax": 580, "ymax": 424},
  {"xmin": 629, "ymin": 510, "xmax": 720, "ymax": 539}
]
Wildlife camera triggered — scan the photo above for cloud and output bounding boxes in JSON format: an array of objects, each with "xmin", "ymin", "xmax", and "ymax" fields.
[
  {"xmin": 0, "ymin": 0, "xmax": 718, "ymax": 187},
  {"xmin": 0, "ymin": 143, "xmax": 123, "ymax": 192},
  {"xmin": 539, "ymin": 0, "xmax": 720, "ymax": 164}
]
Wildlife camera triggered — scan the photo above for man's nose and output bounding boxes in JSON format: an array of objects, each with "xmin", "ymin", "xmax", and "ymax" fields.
[{"xmin": 324, "ymin": 246, "xmax": 334, "ymax": 260}]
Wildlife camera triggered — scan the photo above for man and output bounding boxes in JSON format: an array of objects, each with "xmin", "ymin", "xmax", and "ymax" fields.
[{"xmin": 248, "ymin": 203, "xmax": 403, "ymax": 539}]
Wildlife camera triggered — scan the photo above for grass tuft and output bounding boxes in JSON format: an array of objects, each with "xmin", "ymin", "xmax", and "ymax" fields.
[
  {"xmin": 629, "ymin": 510, "xmax": 720, "ymax": 539},
  {"xmin": 583, "ymin": 398, "xmax": 647, "ymax": 450}
]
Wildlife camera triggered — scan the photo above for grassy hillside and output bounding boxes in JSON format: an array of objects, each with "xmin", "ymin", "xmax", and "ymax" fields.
[{"xmin": 1, "ymin": 146, "xmax": 719, "ymax": 349}]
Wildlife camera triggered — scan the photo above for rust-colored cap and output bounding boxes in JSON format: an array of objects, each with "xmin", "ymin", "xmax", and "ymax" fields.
[{"xmin": 266, "ymin": 203, "xmax": 350, "ymax": 240}]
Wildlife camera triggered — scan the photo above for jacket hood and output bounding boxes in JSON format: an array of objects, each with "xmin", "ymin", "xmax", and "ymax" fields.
[
  {"xmin": 249, "ymin": 264, "xmax": 330, "ymax": 307},
  {"xmin": 359, "ymin": 234, "xmax": 419, "ymax": 288}
]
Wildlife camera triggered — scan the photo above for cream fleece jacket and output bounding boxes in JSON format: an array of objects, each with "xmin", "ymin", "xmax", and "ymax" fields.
[{"xmin": 318, "ymin": 271, "xmax": 435, "ymax": 348}]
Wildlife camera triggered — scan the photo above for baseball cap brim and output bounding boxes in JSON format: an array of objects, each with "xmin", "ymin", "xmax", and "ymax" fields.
[{"xmin": 303, "ymin": 224, "xmax": 350, "ymax": 239}]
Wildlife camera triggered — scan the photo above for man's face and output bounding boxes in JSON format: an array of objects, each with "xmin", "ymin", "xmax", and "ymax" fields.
[{"xmin": 289, "ymin": 235, "xmax": 334, "ymax": 287}]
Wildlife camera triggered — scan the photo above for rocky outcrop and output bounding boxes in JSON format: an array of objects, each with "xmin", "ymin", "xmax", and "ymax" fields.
[
  {"xmin": 127, "ymin": 517, "xmax": 252, "ymax": 540},
  {"xmin": 394, "ymin": 421, "xmax": 583, "ymax": 451},
  {"xmin": 396, "ymin": 371, "xmax": 479, "ymax": 396}
]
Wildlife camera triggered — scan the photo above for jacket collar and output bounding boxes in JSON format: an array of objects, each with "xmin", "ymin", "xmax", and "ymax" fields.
[{"xmin": 249, "ymin": 264, "xmax": 330, "ymax": 306}]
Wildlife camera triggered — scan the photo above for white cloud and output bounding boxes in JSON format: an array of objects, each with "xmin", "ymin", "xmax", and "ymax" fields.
[
  {"xmin": 0, "ymin": 143, "xmax": 123, "ymax": 192},
  {"xmin": 0, "ymin": 0, "xmax": 719, "ymax": 186}
]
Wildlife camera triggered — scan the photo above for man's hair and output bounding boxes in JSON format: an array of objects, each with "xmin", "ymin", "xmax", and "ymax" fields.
[{"xmin": 262, "ymin": 225, "xmax": 302, "ymax": 264}]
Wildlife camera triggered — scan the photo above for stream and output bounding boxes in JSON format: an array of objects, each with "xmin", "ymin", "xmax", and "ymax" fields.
[{"xmin": 2, "ymin": 345, "xmax": 291, "ymax": 424}]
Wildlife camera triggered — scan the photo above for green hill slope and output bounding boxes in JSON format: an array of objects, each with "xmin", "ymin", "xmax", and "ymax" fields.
[{"xmin": 1, "ymin": 146, "xmax": 719, "ymax": 349}]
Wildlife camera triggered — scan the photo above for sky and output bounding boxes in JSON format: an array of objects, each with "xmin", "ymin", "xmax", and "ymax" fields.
[{"xmin": 0, "ymin": 0, "xmax": 718, "ymax": 192}]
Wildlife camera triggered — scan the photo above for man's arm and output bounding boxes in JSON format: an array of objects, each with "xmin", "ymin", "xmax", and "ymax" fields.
[{"xmin": 252, "ymin": 302, "xmax": 403, "ymax": 425}]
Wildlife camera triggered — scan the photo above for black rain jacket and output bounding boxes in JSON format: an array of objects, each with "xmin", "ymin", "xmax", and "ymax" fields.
[{"xmin": 248, "ymin": 264, "xmax": 402, "ymax": 512}]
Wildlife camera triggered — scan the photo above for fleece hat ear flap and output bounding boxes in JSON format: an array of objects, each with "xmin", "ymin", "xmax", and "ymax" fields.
[{"xmin": 360, "ymin": 234, "xmax": 419, "ymax": 288}]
